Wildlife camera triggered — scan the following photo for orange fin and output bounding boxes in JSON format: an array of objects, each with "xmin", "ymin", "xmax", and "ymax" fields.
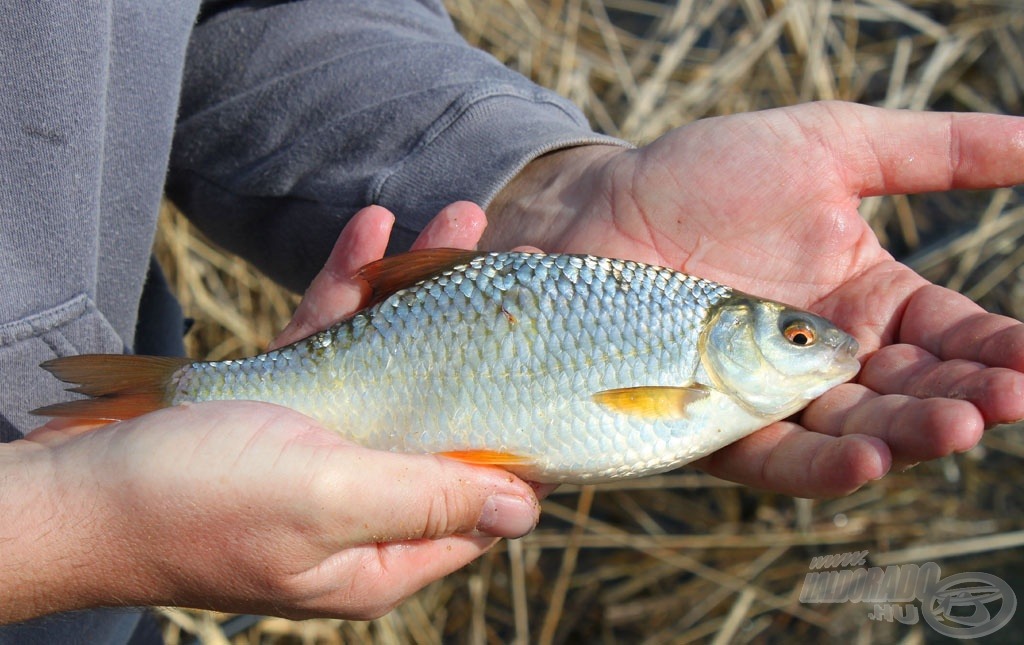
[
  {"xmin": 31, "ymin": 355, "xmax": 191, "ymax": 421},
  {"xmin": 592, "ymin": 385, "xmax": 710, "ymax": 420},
  {"xmin": 437, "ymin": 449, "xmax": 534, "ymax": 466},
  {"xmin": 357, "ymin": 248, "xmax": 482, "ymax": 306}
]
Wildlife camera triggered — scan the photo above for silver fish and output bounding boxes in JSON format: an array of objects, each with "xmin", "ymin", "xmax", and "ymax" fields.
[{"xmin": 34, "ymin": 250, "xmax": 860, "ymax": 483}]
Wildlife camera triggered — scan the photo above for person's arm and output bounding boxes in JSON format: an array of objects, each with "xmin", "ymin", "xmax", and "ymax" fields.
[
  {"xmin": 1, "ymin": 206, "xmax": 541, "ymax": 625},
  {"xmin": 482, "ymin": 102, "xmax": 1024, "ymax": 497},
  {"xmin": 0, "ymin": 441, "xmax": 97, "ymax": 623},
  {"xmin": 166, "ymin": 0, "xmax": 625, "ymax": 293},
  {"xmin": 0, "ymin": 405, "xmax": 539, "ymax": 624}
]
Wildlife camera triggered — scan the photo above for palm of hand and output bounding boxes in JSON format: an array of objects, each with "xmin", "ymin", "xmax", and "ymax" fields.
[
  {"xmin": 524, "ymin": 102, "xmax": 1024, "ymax": 496},
  {"xmin": 557, "ymin": 108, "xmax": 880, "ymax": 300}
]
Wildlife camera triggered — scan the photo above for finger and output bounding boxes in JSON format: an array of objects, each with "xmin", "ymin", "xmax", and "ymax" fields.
[
  {"xmin": 695, "ymin": 422, "xmax": 891, "ymax": 498},
  {"xmin": 410, "ymin": 201, "xmax": 488, "ymax": 250},
  {"xmin": 308, "ymin": 450, "xmax": 541, "ymax": 544},
  {"xmin": 270, "ymin": 206, "xmax": 395, "ymax": 349},
  {"xmin": 800, "ymin": 382, "xmax": 985, "ymax": 468},
  {"xmin": 816, "ymin": 103, "xmax": 1024, "ymax": 195},
  {"xmin": 899, "ymin": 284, "xmax": 1024, "ymax": 371},
  {"xmin": 859, "ymin": 343, "xmax": 1024, "ymax": 425}
]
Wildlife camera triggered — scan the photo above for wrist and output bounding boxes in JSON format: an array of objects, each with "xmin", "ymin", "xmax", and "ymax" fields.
[{"xmin": 482, "ymin": 144, "xmax": 626, "ymax": 251}]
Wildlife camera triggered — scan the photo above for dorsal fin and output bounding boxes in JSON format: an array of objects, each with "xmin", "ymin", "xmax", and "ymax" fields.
[{"xmin": 356, "ymin": 248, "xmax": 482, "ymax": 306}]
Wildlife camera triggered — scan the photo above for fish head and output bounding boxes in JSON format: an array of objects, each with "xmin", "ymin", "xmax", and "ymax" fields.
[{"xmin": 698, "ymin": 297, "xmax": 861, "ymax": 418}]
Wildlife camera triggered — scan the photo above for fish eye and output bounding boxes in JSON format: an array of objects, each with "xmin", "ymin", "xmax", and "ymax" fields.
[{"xmin": 782, "ymin": 320, "xmax": 816, "ymax": 347}]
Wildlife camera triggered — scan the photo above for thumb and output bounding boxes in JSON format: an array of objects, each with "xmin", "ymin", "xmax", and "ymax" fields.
[
  {"xmin": 282, "ymin": 452, "xmax": 543, "ymax": 620},
  {"xmin": 316, "ymin": 449, "xmax": 542, "ymax": 542}
]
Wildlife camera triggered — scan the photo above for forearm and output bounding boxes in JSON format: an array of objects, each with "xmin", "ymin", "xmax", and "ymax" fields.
[
  {"xmin": 0, "ymin": 441, "xmax": 121, "ymax": 623},
  {"xmin": 168, "ymin": 0, "xmax": 619, "ymax": 291}
]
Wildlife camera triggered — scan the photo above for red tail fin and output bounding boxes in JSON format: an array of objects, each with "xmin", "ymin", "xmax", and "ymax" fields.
[{"xmin": 32, "ymin": 355, "xmax": 192, "ymax": 421}]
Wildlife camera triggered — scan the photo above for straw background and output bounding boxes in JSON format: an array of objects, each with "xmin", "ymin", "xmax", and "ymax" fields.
[{"xmin": 155, "ymin": 1, "xmax": 1024, "ymax": 642}]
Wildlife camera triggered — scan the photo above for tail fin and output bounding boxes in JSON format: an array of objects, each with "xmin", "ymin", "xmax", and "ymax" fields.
[{"xmin": 32, "ymin": 355, "xmax": 192, "ymax": 421}]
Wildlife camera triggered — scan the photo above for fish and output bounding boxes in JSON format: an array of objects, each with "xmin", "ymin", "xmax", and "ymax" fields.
[{"xmin": 32, "ymin": 249, "xmax": 861, "ymax": 483}]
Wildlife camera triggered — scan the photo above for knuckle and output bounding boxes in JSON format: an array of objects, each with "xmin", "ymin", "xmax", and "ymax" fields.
[{"xmin": 416, "ymin": 461, "xmax": 482, "ymax": 539}]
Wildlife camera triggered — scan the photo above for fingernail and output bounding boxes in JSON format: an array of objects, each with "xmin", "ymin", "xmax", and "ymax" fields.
[{"xmin": 476, "ymin": 494, "xmax": 538, "ymax": 539}]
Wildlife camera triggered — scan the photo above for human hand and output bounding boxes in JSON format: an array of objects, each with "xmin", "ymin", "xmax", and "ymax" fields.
[
  {"xmin": 484, "ymin": 101, "xmax": 1024, "ymax": 497},
  {"xmin": 272, "ymin": 202, "xmax": 490, "ymax": 349},
  {"xmin": 3, "ymin": 205, "xmax": 539, "ymax": 625}
]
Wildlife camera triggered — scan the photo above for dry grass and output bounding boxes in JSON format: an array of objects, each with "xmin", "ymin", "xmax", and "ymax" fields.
[{"xmin": 155, "ymin": 1, "xmax": 1024, "ymax": 642}]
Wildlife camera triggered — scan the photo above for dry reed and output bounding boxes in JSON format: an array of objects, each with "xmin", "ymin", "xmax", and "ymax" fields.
[{"xmin": 155, "ymin": 1, "xmax": 1024, "ymax": 642}]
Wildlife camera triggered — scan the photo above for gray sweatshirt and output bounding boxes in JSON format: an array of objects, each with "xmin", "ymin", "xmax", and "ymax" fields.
[{"xmin": 0, "ymin": 0, "xmax": 619, "ymax": 640}]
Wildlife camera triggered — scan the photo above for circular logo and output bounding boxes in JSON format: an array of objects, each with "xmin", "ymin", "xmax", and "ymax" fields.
[{"xmin": 922, "ymin": 572, "xmax": 1017, "ymax": 639}]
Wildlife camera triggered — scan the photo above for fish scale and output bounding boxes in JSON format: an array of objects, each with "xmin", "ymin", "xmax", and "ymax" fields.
[
  {"xmin": 35, "ymin": 250, "xmax": 860, "ymax": 483},
  {"xmin": 183, "ymin": 255, "xmax": 717, "ymax": 461}
]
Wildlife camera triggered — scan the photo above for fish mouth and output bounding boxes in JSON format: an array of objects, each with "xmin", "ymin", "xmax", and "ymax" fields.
[
  {"xmin": 831, "ymin": 335, "xmax": 862, "ymax": 377},
  {"xmin": 838, "ymin": 335, "xmax": 859, "ymax": 358}
]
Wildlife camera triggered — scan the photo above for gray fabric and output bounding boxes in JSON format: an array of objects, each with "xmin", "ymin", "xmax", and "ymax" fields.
[
  {"xmin": 0, "ymin": 0, "xmax": 198, "ymax": 435},
  {"xmin": 133, "ymin": 258, "xmax": 188, "ymax": 357},
  {"xmin": 0, "ymin": 609, "xmax": 151, "ymax": 645},
  {"xmin": 0, "ymin": 0, "xmax": 625, "ymax": 640},
  {"xmin": 167, "ymin": 0, "xmax": 619, "ymax": 292}
]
